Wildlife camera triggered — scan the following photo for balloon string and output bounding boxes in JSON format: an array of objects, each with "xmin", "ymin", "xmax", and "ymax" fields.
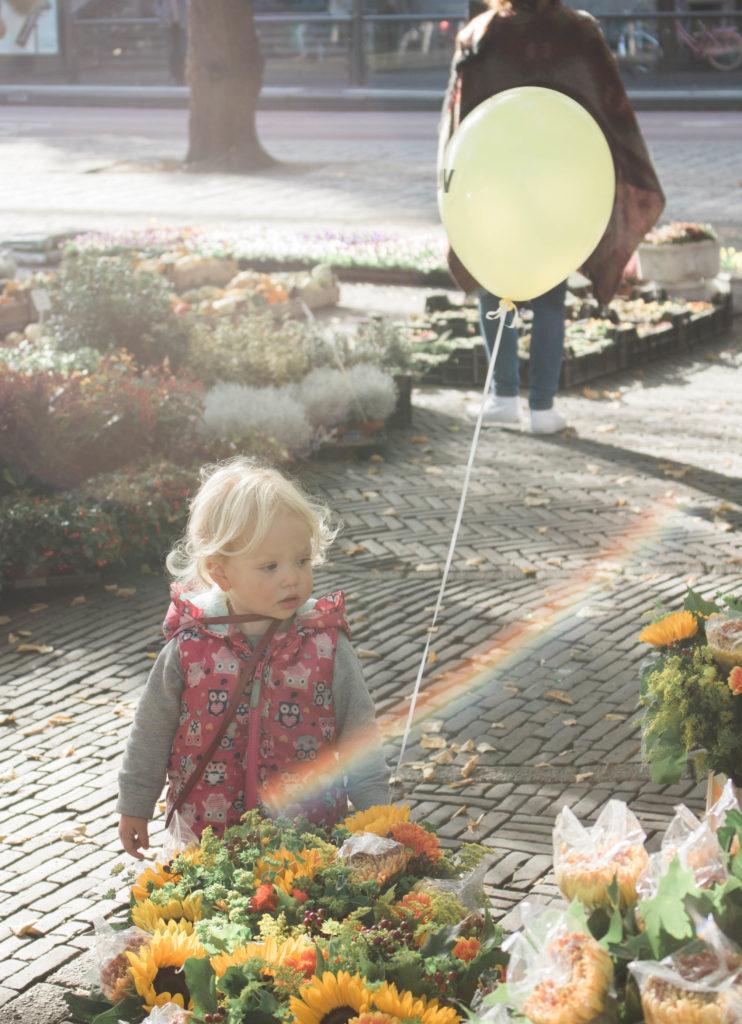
[{"xmin": 394, "ymin": 298, "xmax": 517, "ymax": 778}]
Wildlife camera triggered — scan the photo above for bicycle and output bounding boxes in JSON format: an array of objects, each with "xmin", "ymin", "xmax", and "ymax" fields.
[{"xmin": 617, "ymin": 14, "xmax": 742, "ymax": 72}]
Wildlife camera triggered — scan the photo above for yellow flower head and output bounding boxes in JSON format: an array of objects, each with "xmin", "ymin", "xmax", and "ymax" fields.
[
  {"xmin": 125, "ymin": 919, "xmax": 206, "ymax": 1012},
  {"xmin": 342, "ymin": 804, "xmax": 410, "ymax": 837},
  {"xmin": 131, "ymin": 893, "xmax": 202, "ymax": 934},
  {"xmin": 210, "ymin": 934, "xmax": 315, "ymax": 980},
  {"xmin": 132, "ymin": 862, "xmax": 180, "ymax": 904},
  {"xmin": 349, "ymin": 1015, "xmax": 403, "ymax": 1024},
  {"xmin": 371, "ymin": 982, "xmax": 460, "ymax": 1024},
  {"xmin": 255, "ymin": 846, "xmax": 331, "ymax": 894},
  {"xmin": 290, "ymin": 971, "xmax": 371, "ymax": 1024},
  {"xmin": 639, "ymin": 610, "xmax": 698, "ymax": 647}
]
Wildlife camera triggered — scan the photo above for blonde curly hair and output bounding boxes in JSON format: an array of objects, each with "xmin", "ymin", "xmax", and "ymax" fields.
[{"xmin": 166, "ymin": 457, "xmax": 340, "ymax": 590}]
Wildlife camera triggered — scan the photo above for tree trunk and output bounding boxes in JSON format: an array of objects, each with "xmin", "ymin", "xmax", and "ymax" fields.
[{"xmin": 186, "ymin": 0, "xmax": 274, "ymax": 172}]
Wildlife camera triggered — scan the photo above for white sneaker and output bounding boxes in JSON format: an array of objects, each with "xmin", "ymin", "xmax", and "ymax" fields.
[
  {"xmin": 467, "ymin": 395, "xmax": 522, "ymax": 426},
  {"xmin": 530, "ymin": 407, "xmax": 568, "ymax": 434}
]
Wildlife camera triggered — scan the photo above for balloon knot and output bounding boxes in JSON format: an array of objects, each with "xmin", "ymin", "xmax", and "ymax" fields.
[{"xmin": 484, "ymin": 299, "xmax": 520, "ymax": 328}]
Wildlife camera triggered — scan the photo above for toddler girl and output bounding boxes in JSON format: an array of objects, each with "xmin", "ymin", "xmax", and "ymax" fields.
[{"xmin": 117, "ymin": 457, "xmax": 390, "ymax": 859}]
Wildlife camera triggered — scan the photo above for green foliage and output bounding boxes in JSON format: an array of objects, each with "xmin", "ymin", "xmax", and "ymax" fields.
[
  {"xmin": 185, "ymin": 312, "xmax": 323, "ymax": 388},
  {"xmin": 48, "ymin": 254, "xmax": 190, "ymax": 367},
  {"xmin": 350, "ymin": 318, "xmax": 413, "ymax": 372},
  {"xmin": 641, "ymin": 645, "xmax": 742, "ymax": 781},
  {"xmin": 637, "ymin": 858, "xmax": 699, "ymax": 958}
]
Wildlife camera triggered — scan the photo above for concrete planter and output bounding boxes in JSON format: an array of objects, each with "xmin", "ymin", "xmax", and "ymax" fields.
[{"xmin": 637, "ymin": 238, "xmax": 720, "ymax": 286}]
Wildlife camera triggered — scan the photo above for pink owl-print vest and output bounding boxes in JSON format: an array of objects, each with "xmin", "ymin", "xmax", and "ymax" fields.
[{"xmin": 162, "ymin": 587, "xmax": 350, "ymax": 838}]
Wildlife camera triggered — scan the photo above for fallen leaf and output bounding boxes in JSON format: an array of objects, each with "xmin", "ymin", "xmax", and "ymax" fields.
[
  {"xmin": 0, "ymin": 769, "xmax": 17, "ymax": 782},
  {"xmin": 27, "ymin": 753, "xmax": 44, "ymax": 761},
  {"xmin": 459, "ymin": 739, "xmax": 476, "ymax": 753},
  {"xmin": 575, "ymin": 772, "xmax": 594, "ymax": 784},
  {"xmin": 381, "ymin": 508, "xmax": 397, "ymax": 516},
  {"xmin": 13, "ymin": 922, "xmax": 44, "ymax": 938},
  {"xmin": 661, "ymin": 465, "xmax": 690, "ymax": 480},
  {"xmin": 503, "ymin": 685, "xmax": 519, "ymax": 694},
  {"xmin": 524, "ymin": 495, "xmax": 550, "ymax": 507},
  {"xmin": 65, "ymin": 748, "xmax": 76, "ymax": 757},
  {"xmin": 521, "ymin": 567, "xmax": 538, "ymax": 578},
  {"xmin": 431, "ymin": 749, "xmax": 455, "ymax": 765},
  {"xmin": 615, "ymin": 497, "xmax": 628, "ymax": 507},
  {"xmin": 452, "ymin": 805, "xmax": 468, "ymax": 819},
  {"xmin": 71, "ymin": 596, "xmax": 87, "ymax": 606},
  {"xmin": 425, "ymin": 466, "xmax": 444, "ymax": 476},
  {"xmin": 357, "ymin": 648, "xmax": 381, "ymax": 660},
  {"xmin": 605, "ymin": 713, "xmax": 627, "ymax": 721},
  {"xmin": 22, "ymin": 724, "xmax": 47, "ymax": 736},
  {"xmin": 461, "ymin": 755, "xmax": 479, "ymax": 779},
  {"xmin": 47, "ymin": 714, "xmax": 74, "ymax": 726},
  {"xmin": 563, "ymin": 718, "xmax": 578, "ymax": 727},
  {"xmin": 466, "ymin": 556, "xmax": 485, "ymax": 566},
  {"xmin": 28, "ymin": 603, "xmax": 47, "ymax": 614},
  {"xmin": 476, "ymin": 742, "xmax": 496, "ymax": 753},
  {"xmin": 8, "ymin": 632, "xmax": 18, "ymax": 645},
  {"xmin": 582, "ymin": 387, "xmax": 602, "ymax": 400},
  {"xmin": 361, "ymin": 490, "xmax": 379, "ymax": 500},
  {"xmin": 596, "ymin": 423, "xmax": 617, "ymax": 433},
  {"xmin": 411, "ymin": 435, "xmax": 429, "ymax": 444},
  {"xmin": 467, "ymin": 812, "xmax": 485, "ymax": 832},
  {"xmin": 449, "ymin": 779, "xmax": 470, "ymax": 790},
  {"xmin": 415, "ymin": 563, "xmax": 439, "ymax": 573},
  {"xmin": 17, "ymin": 643, "xmax": 54, "ymax": 655},
  {"xmin": 426, "ymin": 651, "xmax": 438, "ymax": 667},
  {"xmin": 369, "ymin": 454, "xmax": 385, "ymax": 463},
  {"xmin": 426, "ymin": 720, "xmax": 444, "ymax": 733},
  {"xmin": 146, "ymin": 652, "xmax": 158, "ymax": 660},
  {"xmin": 545, "ymin": 690, "xmax": 574, "ymax": 705},
  {"xmin": 114, "ymin": 588, "xmax": 137, "ymax": 599},
  {"xmin": 421, "ymin": 765, "xmax": 436, "ymax": 781},
  {"xmin": 535, "ymin": 761, "xmax": 553, "ymax": 769},
  {"xmin": 421, "ymin": 735, "xmax": 447, "ymax": 750},
  {"xmin": 1, "ymin": 835, "xmax": 29, "ymax": 846},
  {"xmin": 0, "ymin": 714, "xmax": 17, "ymax": 727},
  {"xmin": 16, "ymin": 629, "xmax": 32, "ymax": 638},
  {"xmin": 0, "ymin": 615, "xmax": 10, "ymax": 625},
  {"xmin": 490, "ymin": 722, "xmax": 507, "ymax": 730},
  {"xmin": 104, "ymin": 584, "xmax": 120, "ymax": 593},
  {"xmin": 344, "ymin": 545, "xmax": 366, "ymax": 556}
]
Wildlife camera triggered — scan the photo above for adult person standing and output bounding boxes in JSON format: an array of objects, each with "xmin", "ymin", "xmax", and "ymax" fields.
[
  {"xmin": 157, "ymin": 0, "xmax": 189, "ymax": 86},
  {"xmin": 439, "ymin": 0, "xmax": 665, "ymax": 434}
]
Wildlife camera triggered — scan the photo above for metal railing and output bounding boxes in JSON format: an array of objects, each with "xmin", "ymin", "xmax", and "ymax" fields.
[{"xmin": 17, "ymin": 7, "xmax": 742, "ymax": 86}]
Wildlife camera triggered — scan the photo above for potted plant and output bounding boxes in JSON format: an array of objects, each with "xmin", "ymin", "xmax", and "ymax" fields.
[{"xmin": 637, "ymin": 222, "xmax": 721, "ymax": 286}]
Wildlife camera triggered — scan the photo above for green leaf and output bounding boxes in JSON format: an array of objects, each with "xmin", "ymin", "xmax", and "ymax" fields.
[
  {"xmin": 722, "ymin": 594, "xmax": 742, "ymax": 615},
  {"xmin": 643, "ymin": 716, "xmax": 687, "ymax": 785},
  {"xmin": 63, "ymin": 992, "xmax": 113, "ymax": 1023},
  {"xmin": 684, "ymin": 589, "xmax": 721, "ymax": 617},
  {"xmin": 91, "ymin": 996, "xmax": 146, "ymax": 1024},
  {"xmin": 420, "ymin": 924, "xmax": 457, "ymax": 956},
  {"xmin": 638, "ymin": 857, "xmax": 698, "ymax": 958},
  {"xmin": 183, "ymin": 955, "xmax": 217, "ymax": 1014}
]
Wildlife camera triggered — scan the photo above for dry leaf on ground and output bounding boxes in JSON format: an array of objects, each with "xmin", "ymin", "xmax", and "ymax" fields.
[
  {"xmin": 28, "ymin": 603, "xmax": 48, "ymax": 614},
  {"xmin": 369, "ymin": 454, "xmax": 385, "ymax": 463},
  {"xmin": 476, "ymin": 742, "xmax": 496, "ymax": 753},
  {"xmin": 576, "ymin": 772, "xmax": 595, "ymax": 783},
  {"xmin": 48, "ymin": 714, "xmax": 74, "ymax": 726},
  {"xmin": 0, "ymin": 616, "xmax": 10, "ymax": 626},
  {"xmin": 357, "ymin": 649, "xmax": 381, "ymax": 660},
  {"xmin": 1, "ymin": 714, "xmax": 17, "ymax": 727},
  {"xmin": 71, "ymin": 596, "xmax": 87, "ymax": 606},
  {"xmin": 461, "ymin": 755, "xmax": 479, "ymax": 779},
  {"xmin": 425, "ymin": 466, "xmax": 444, "ymax": 476},
  {"xmin": 421, "ymin": 735, "xmax": 447, "ymax": 750},
  {"xmin": 12, "ymin": 922, "xmax": 44, "ymax": 938},
  {"xmin": 17, "ymin": 643, "xmax": 54, "ymax": 655},
  {"xmin": 545, "ymin": 690, "xmax": 574, "ymax": 705}
]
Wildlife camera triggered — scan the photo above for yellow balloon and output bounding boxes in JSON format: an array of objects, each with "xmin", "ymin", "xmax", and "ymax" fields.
[{"xmin": 438, "ymin": 86, "xmax": 616, "ymax": 302}]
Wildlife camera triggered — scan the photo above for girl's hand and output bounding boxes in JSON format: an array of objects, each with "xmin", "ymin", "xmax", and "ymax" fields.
[{"xmin": 119, "ymin": 815, "xmax": 150, "ymax": 860}]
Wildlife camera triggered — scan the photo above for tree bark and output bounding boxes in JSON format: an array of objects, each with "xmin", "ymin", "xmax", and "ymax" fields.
[{"xmin": 186, "ymin": 0, "xmax": 275, "ymax": 172}]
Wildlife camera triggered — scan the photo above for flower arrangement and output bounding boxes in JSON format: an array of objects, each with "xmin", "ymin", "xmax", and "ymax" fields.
[
  {"xmin": 644, "ymin": 223, "xmax": 718, "ymax": 246},
  {"xmin": 67, "ymin": 807, "xmax": 505, "ymax": 1024},
  {"xmin": 639, "ymin": 590, "xmax": 742, "ymax": 786}
]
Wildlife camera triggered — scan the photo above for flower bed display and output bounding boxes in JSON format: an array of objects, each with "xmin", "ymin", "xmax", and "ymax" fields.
[
  {"xmin": 405, "ymin": 289, "xmax": 731, "ymax": 391},
  {"xmin": 66, "ymin": 227, "xmax": 453, "ymax": 288},
  {"xmin": 68, "ymin": 784, "xmax": 742, "ymax": 1024},
  {"xmin": 66, "ymin": 806, "xmax": 505, "ymax": 1024},
  {"xmin": 638, "ymin": 589, "xmax": 742, "ymax": 787}
]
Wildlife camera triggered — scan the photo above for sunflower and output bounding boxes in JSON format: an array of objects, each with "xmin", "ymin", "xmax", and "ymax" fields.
[
  {"xmin": 255, "ymin": 846, "xmax": 330, "ymax": 894},
  {"xmin": 131, "ymin": 893, "xmax": 202, "ymax": 934},
  {"xmin": 342, "ymin": 804, "xmax": 410, "ymax": 837},
  {"xmin": 371, "ymin": 981, "xmax": 459, "ymax": 1024},
  {"xmin": 211, "ymin": 935, "xmax": 316, "ymax": 980},
  {"xmin": 132, "ymin": 862, "xmax": 180, "ymax": 903},
  {"xmin": 639, "ymin": 610, "xmax": 698, "ymax": 647},
  {"xmin": 125, "ymin": 919, "xmax": 206, "ymax": 1011},
  {"xmin": 349, "ymin": 1016, "xmax": 403, "ymax": 1024},
  {"xmin": 290, "ymin": 971, "xmax": 371, "ymax": 1024},
  {"xmin": 390, "ymin": 822, "xmax": 441, "ymax": 863}
]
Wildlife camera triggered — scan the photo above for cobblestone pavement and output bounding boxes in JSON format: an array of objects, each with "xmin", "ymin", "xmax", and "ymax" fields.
[
  {"xmin": 0, "ymin": 314, "xmax": 740, "ymax": 1021},
  {"xmin": 0, "ymin": 109, "xmax": 741, "ymax": 242}
]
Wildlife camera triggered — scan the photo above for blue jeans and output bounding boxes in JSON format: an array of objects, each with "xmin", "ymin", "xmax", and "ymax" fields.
[{"xmin": 478, "ymin": 280, "xmax": 567, "ymax": 411}]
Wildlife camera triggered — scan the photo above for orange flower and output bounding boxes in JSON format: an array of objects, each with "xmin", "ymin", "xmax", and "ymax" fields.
[
  {"xmin": 729, "ymin": 666, "xmax": 742, "ymax": 696},
  {"xmin": 250, "ymin": 883, "xmax": 278, "ymax": 913},
  {"xmin": 397, "ymin": 891, "xmax": 434, "ymax": 922},
  {"xmin": 390, "ymin": 822, "xmax": 442, "ymax": 863},
  {"xmin": 292, "ymin": 888, "xmax": 309, "ymax": 903},
  {"xmin": 452, "ymin": 938, "xmax": 480, "ymax": 962},
  {"xmin": 284, "ymin": 949, "xmax": 317, "ymax": 979}
]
